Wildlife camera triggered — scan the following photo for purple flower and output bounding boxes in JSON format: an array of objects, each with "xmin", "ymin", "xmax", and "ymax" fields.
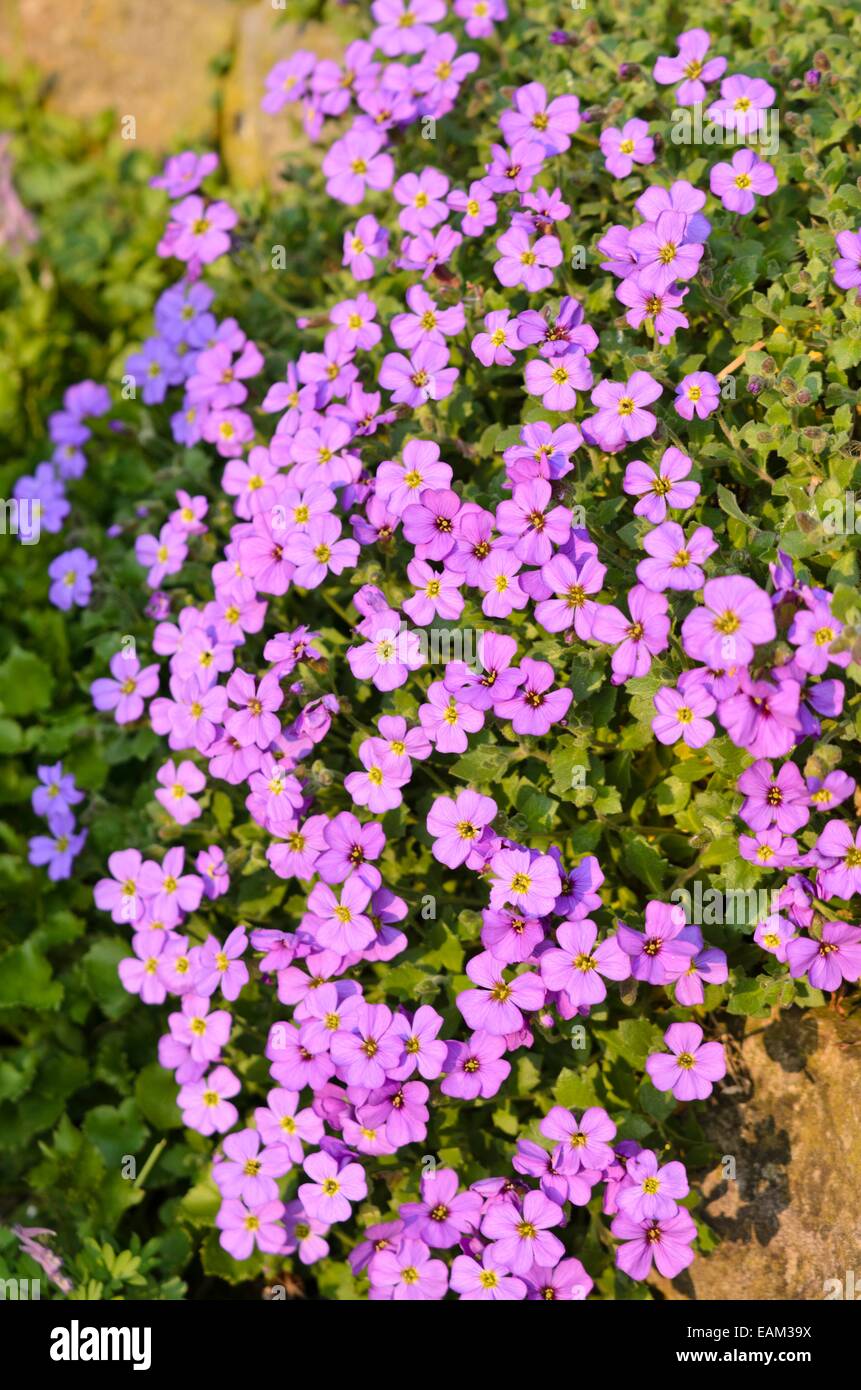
[
  {"xmin": 616, "ymin": 276, "xmax": 689, "ymax": 344},
  {"xmin": 523, "ymin": 1257, "xmax": 592, "ymax": 1301},
  {"xmin": 216, "ymin": 1199, "xmax": 285, "ymax": 1259},
  {"xmin": 458, "ymin": 951, "xmax": 545, "ymax": 1035},
  {"xmin": 418, "ymin": 682, "xmax": 485, "ymax": 753},
  {"xmin": 534, "ymin": 553, "xmax": 606, "ymax": 639},
  {"xmin": 163, "ymin": 195, "xmax": 237, "ymax": 264},
  {"xmin": 737, "ymin": 759, "xmax": 809, "ymax": 834},
  {"xmin": 391, "ymin": 284, "xmax": 465, "ymax": 351},
  {"xmin": 612, "ymin": 1208, "xmax": 696, "ymax": 1281},
  {"xmin": 834, "ymin": 230, "xmax": 861, "ymax": 292},
  {"xmin": 28, "ymin": 808, "xmax": 87, "ymax": 881},
  {"xmin": 488, "ymin": 847, "xmax": 562, "ymax": 916},
  {"xmin": 378, "ymin": 342, "xmax": 458, "ymax": 406},
  {"xmin": 652, "ymin": 28, "xmax": 727, "ymax": 105},
  {"xmin": 155, "ymin": 757, "xmax": 205, "ymax": 825},
  {"xmin": 591, "ymin": 584, "xmax": 670, "ymax": 684},
  {"xmin": 494, "ymin": 226, "xmax": 562, "ymax": 293},
  {"xmin": 815, "ymin": 821, "xmax": 861, "ymax": 899},
  {"xmin": 480, "ymin": 1190, "xmax": 565, "ymax": 1274},
  {"xmin": 48, "ymin": 548, "xmax": 97, "ymax": 610},
  {"xmin": 651, "ymin": 682, "xmax": 716, "ymax": 748},
  {"xmin": 440, "ymin": 1029, "xmax": 511, "ymax": 1099},
  {"xmin": 494, "ymin": 658, "xmax": 572, "ymax": 735},
  {"xmin": 710, "ymin": 149, "xmax": 777, "ymax": 214},
  {"xmin": 807, "ymin": 771, "xmax": 855, "ymax": 813},
  {"xmin": 499, "ymin": 82, "xmax": 581, "ymax": 155},
  {"xmin": 347, "ymin": 614, "xmax": 424, "ymax": 692},
  {"xmin": 646, "ymin": 1021, "xmax": 726, "ymax": 1101},
  {"xmin": 674, "ymin": 371, "xmax": 720, "ymax": 420},
  {"xmin": 618, "ymin": 1149, "xmax": 689, "ymax": 1221},
  {"xmin": 707, "ymin": 74, "xmax": 776, "ymax": 137},
  {"xmin": 402, "ymin": 487, "xmax": 461, "ymax": 559},
  {"xmin": 299, "ymin": 1149, "xmax": 368, "ymax": 1224},
  {"xmin": 454, "ymin": 0, "xmax": 507, "ymax": 40},
  {"xmin": 125, "ymin": 338, "xmax": 184, "ymax": 406},
  {"xmin": 393, "ymin": 167, "xmax": 450, "ymax": 234},
  {"xmin": 786, "ymin": 922, "xmax": 861, "ymax": 991},
  {"xmin": 628, "ymin": 211, "xmax": 704, "ymax": 293},
  {"xmin": 369, "ymin": 1238, "xmax": 448, "ymax": 1300},
  {"xmin": 788, "ymin": 601, "xmax": 850, "ymax": 676},
  {"xmin": 582, "ymin": 371, "xmax": 662, "ymax": 453},
  {"xmin": 682, "ymin": 575, "xmax": 776, "ymax": 668},
  {"xmin": 450, "ymin": 1248, "xmax": 525, "ymax": 1300},
  {"xmin": 427, "ymin": 789, "xmax": 497, "ymax": 868},
  {"xmin": 471, "ymin": 309, "xmax": 523, "ymax": 366},
  {"xmin": 617, "ymin": 901, "xmax": 697, "ymax": 984},
  {"xmin": 540, "ymin": 919, "xmax": 630, "ymax": 1007},
  {"xmin": 135, "ymin": 524, "xmax": 188, "ymax": 588},
  {"xmin": 178, "ymin": 1064, "xmax": 240, "ymax": 1135},
  {"xmin": 322, "ymin": 129, "xmax": 394, "ymax": 205},
  {"xmin": 371, "ymin": 0, "xmax": 445, "ymax": 57},
  {"xmin": 31, "ymin": 762, "xmax": 84, "ymax": 819},
  {"xmin": 447, "ymin": 180, "xmax": 497, "ymax": 236},
  {"xmin": 343, "ymin": 215, "xmax": 389, "ymax": 281},
  {"xmin": 195, "ymin": 926, "xmax": 249, "ymax": 1001},
  {"xmin": 636, "ymin": 521, "xmax": 717, "ymax": 592},
  {"xmin": 600, "ymin": 119, "xmax": 654, "ymax": 178},
  {"xmin": 540, "ymin": 1104, "xmax": 616, "ymax": 1171},
  {"xmin": 261, "ymin": 51, "xmax": 317, "ymax": 113},
  {"xmin": 90, "ymin": 652, "xmax": 160, "ymax": 725},
  {"xmin": 399, "ymin": 1168, "xmax": 483, "ymax": 1247},
  {"xmin": 524, "ymin": 348, "xmax": 592, "ymax": 411},
  {"xmin": 330, "ymin": 1003, "xmax": 402, "ymax": 1087},
  {"xmin": 213, "ymin": 1129, "xmax": 291, "ymax": 1207}
]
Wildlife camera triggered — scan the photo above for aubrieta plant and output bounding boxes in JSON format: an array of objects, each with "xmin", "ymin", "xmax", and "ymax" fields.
[{"xmin": 8, "ymin": 0, "xmax": 861, "ymax": 1300}]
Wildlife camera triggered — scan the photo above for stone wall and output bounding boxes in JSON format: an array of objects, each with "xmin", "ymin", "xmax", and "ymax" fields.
[{"xmin": 0, "ymin": 0, "xmax": 350, "ymax": 184}]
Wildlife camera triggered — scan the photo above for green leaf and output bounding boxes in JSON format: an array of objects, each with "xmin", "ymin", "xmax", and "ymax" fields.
[{"xmin": 0, "ymin": 940, "xmax": 63, "ymax": 1011}]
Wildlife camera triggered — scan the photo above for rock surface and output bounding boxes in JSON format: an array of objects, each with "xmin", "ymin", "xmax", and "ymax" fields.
[
  {"xmin": 654, "ymin": 1008, "xmax": 861, "ymax": 1301},
  {"xmin": 0, "ymin": 0, "xmax": 351, "ymax": 183},
  {"xmin": 0, "ymin": 0, "xmax": 236, "ymax": 147}
]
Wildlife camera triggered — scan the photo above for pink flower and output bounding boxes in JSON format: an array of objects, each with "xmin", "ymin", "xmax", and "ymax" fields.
[
  {"xmin": 343, "ymin": 215, "xmax": 389, "ymax": 281},
  {"xmin": 600, "ymin": 119, "xmax": 654, "ymax": 178},
  {"xmin": 710, "ymin": 148, "xmax": 777, "ymax": 215},
  {"xmin": 322, "ymin": 129, "xmax": 394, "ymax": 205},
  {"xmin": 458, "ymin": 951, "xmax": 545, "ymax": 1035},
  {"xmin": 494, "ymin": 226, "xmax": 562, "ymax": 292},
  {"xmin": 91, "ymin": 653, "xmax": 160, "ymax": 725},
  {"xmin": 582, "ymin": 371, "xmax": 662, "ymax": 453},
  {"xmin": 524, "ymin": 349, "xmax": 592, "ymax": 411},
  {"xmin": 591, "ymin": 585, "xmax": 670, "ymax": 684},
  {"xmin": 636, "ymin": 521, "xmax": 717, "ymax": 592},
  {"xmin": 488, "ymin": 848, "xmax": 562, "ymax": 916},
  {"xmin": 224, "ymin": 669, "xmax": 283, "ymax": 749},
  {"xmin": 299, "ymin": 1150, "xmax": 368, "ymax": 1223},
  {"xmin": 652, "ymin": 28, "xmax": 727, "ymax": 106},
  {"xmin": 471, "ymin": 310, "xmax": 523, "ymax": 367},
  {"xmin": 623, "ymin": 447, "xmax": 699, "ymax": 522},
  {"xmin": 155, "ymin": 758, "xmax": 206, "ymax": 824},
  {"xmin": 646, "ymin": 1022, "xmax": 726, "ymax": 1101},
  {"xmin": 378, "ymin": 342, "xmax": 458, "ymax": 406},
  {"xmin": 652, "ymin": 682, "xmax": 716, "ymax": 748}
]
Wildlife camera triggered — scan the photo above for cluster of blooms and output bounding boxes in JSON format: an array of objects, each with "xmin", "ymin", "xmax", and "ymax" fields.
[
  {"xmin": 14, "ymin": 379, "xmax": 109, "ymax": 565},
  {"xmin": 31, "ymin": 2, "xmax": 859, "ymax": 1297},
  {"xmin": 27, "ymin": 762, "xmax": 87, "ymax": 881},
  {"xmin": 208, "ymin": 1111, "xmax": 700, "ymax": 1295}
]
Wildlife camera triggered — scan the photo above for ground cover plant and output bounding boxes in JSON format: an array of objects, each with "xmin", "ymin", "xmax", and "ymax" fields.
[{"xmin": 2, "ymin": 0, "xmax": 861, "ymax": 1301}]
